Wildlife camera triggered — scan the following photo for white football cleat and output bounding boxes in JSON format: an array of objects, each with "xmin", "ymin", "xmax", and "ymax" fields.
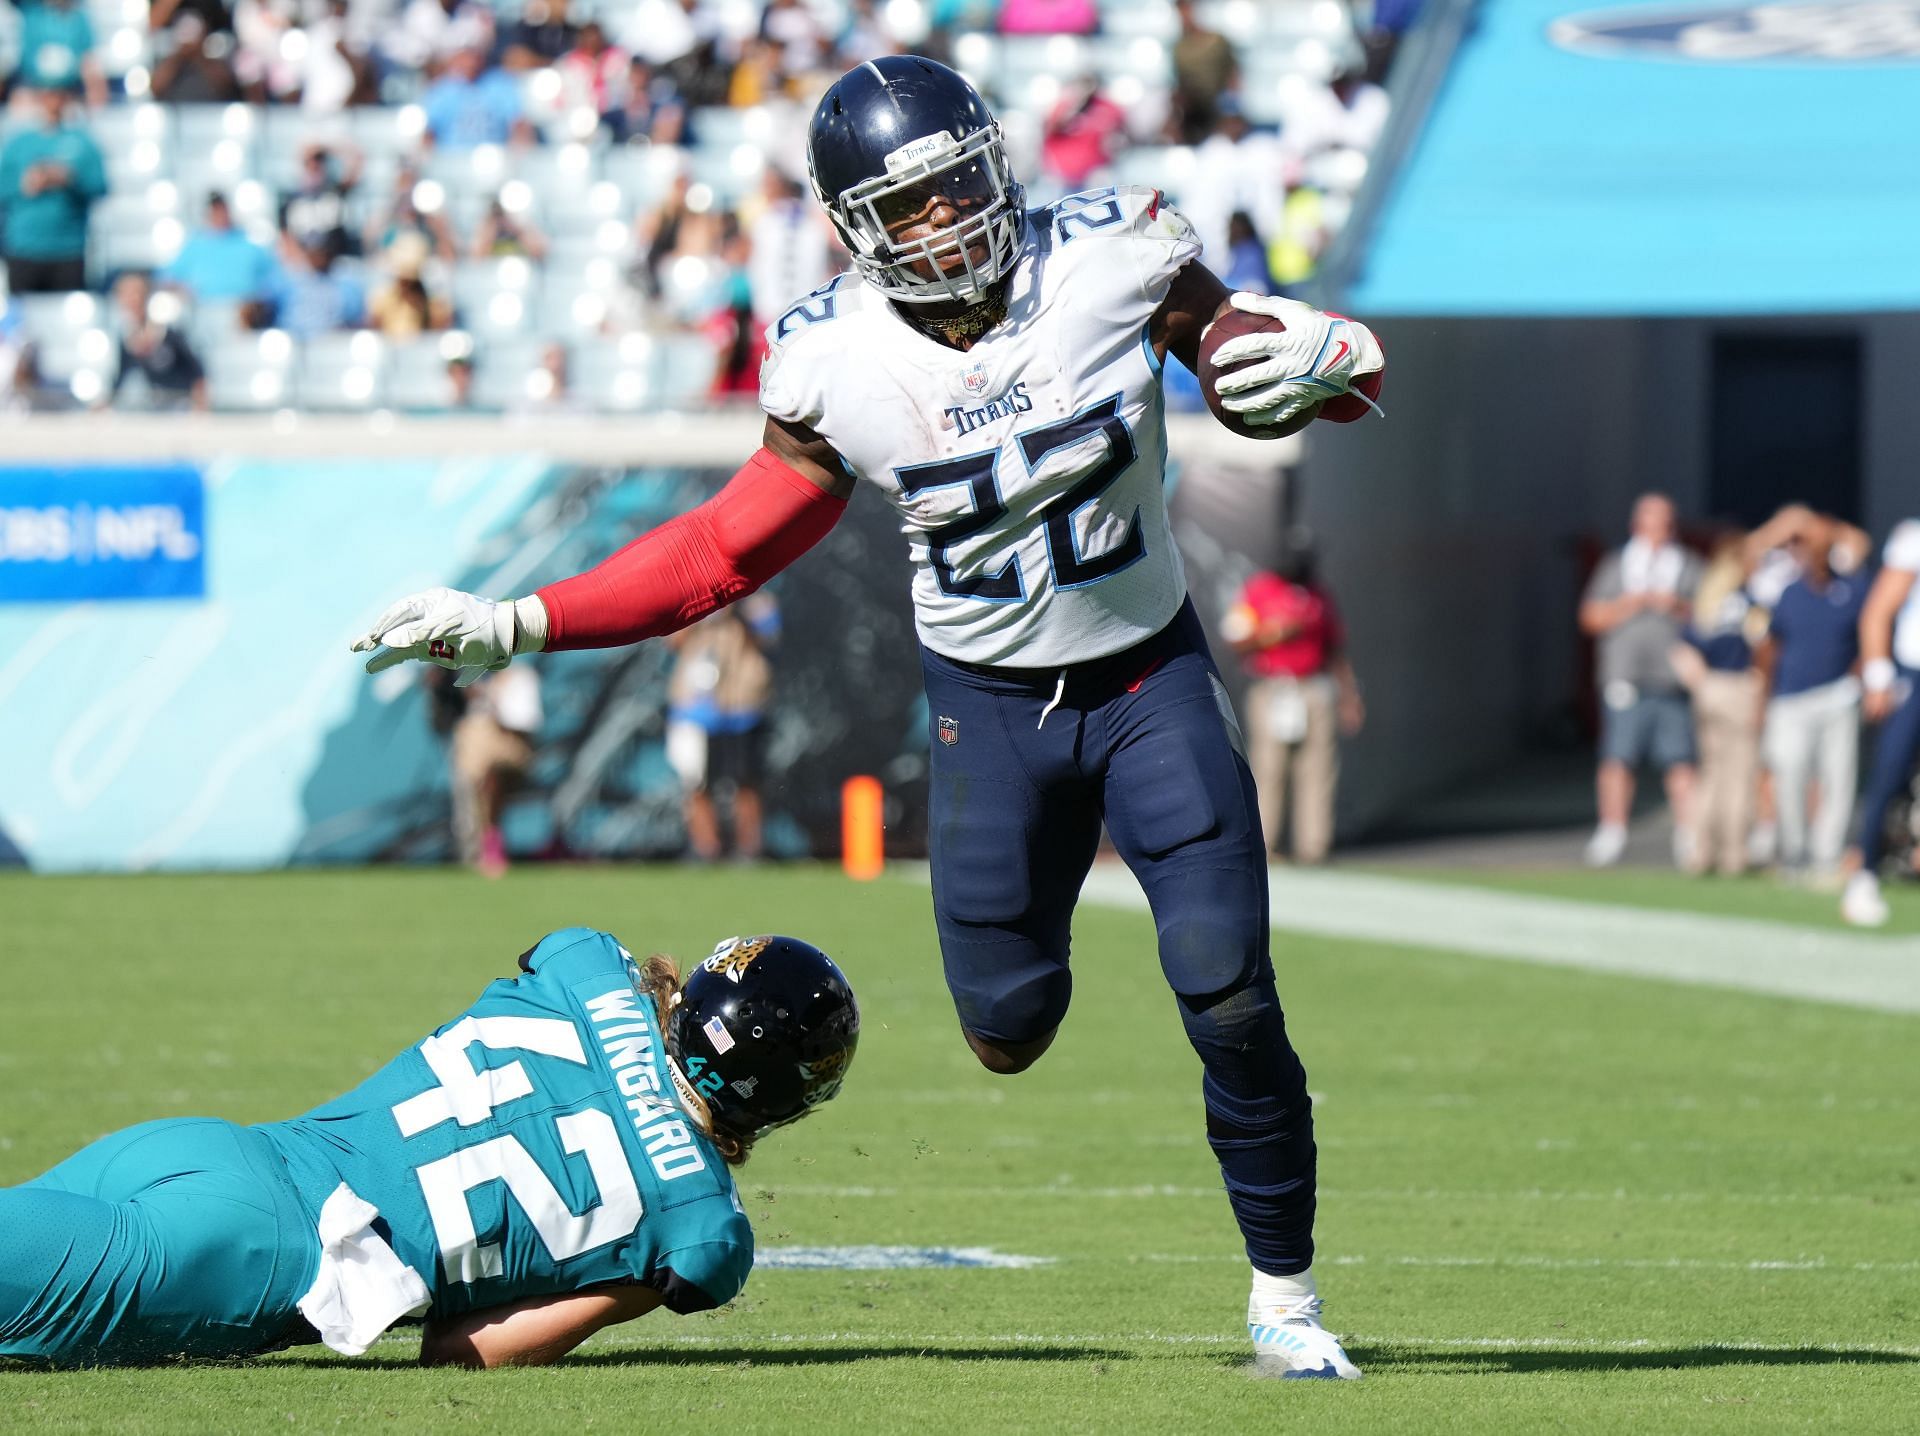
[
  {"xmin": 1248, "ymin": 1294, "xmax": 1363, "ymax": 1380},
  {"xmin": 1841, "ymin": 871, "xmax": 1889, "ymax": 928}
]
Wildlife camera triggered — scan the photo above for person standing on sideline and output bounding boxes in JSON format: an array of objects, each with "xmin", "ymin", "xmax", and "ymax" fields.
[
  {"xmin": 665, "ymin": 592, "xmax": 779, "ymax": 863},
  {"xmin": 1672, "ymin": 534, "xmax": 1765, "ymax": 877},
  {"xmin": 1222, "ymin": 542, "xmax": 1364, "ymax": 864},
  {"xmin": 451, "ymin": 664, "xmax": 543, "ymax": 877},
  {"xmin": 1753, "ymin": 514, "xmax": 1866, "ymax": 887},
  {"xmin": 1580, "ymin": 493, "xmax": 1702, "ymax": 868},
  {"xmin": 1841, "ymin": 519, "xmax": 1920, "ymax": 925}
]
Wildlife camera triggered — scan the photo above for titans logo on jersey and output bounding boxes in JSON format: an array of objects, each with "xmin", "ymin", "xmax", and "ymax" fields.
[{"xmin": 761, "ymin": 186, "xmax": 1203, "ymax": 669}]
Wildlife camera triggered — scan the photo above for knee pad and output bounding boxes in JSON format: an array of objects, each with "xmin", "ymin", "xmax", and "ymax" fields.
[{"xmin": 1151, "ymin": 862, "xmax": 1270, "ymax": 998}]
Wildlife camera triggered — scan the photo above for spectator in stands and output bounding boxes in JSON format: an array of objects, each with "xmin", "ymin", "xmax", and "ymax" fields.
[
  {"xmin": 1579, "ymin": 493, "xmax": 1702, "ymax": 868},
  {"xmin": 443, "ymin": 348, "xmax": 478, "ymax": 409},
  {"xmin": 471, "ymin": 195, "xmax": 549, "ymax": 260},
  {"xmin": 726, "ymin": 36, "xmax": 784, "ymax": 107},
  {"xmin": 1171, "ymin": 0, "xmax": 1238, "ymax": 144},
  {"xmin": 1039, "ymin": 71, "xmax": 1128, "ymax": 196},
  {"xmin": 148, "ymin": 0, "xmax": 235, "ymax": 46},
  {"xmin": 15, "ymin": 0, "xmax": 107, "ymax": 109},
  {"xmin": 294, "ymin": 0, "xmax": 374, "ymax": 112},
  {"xmin": 501, "ymin": 0, "xmax": 578, "ymax": 71},
  {"xmin": 665, "ymin": 593, "xmax": 781, "ymax": 864},
  {"xmin": 279, "ymin": 141, "xmax": 362, "ymax": 263},
  {"xmin": 1672, "ymin": 533, "xmax": 1765, "ymax": 877},
  {"xmin": 999, "ymin": 0, "xmax": 1097, "ymax": 35},
  {"xmin": 367, "ymin": 233, "xmax": 452, "ymax": 338},
  {"xmin": 1222, "ymin": 539, "xmax": 1364, "ymax": 864},
  {"xmin": 150, "ymin": 12, "xmax": 242, "ymax": 100},
  {"xmin": 557, "ymin": 22, "xmax": 627, "ymax": 113},
  {"xmin": 923, "ymin": 0, "xmax": 999, "ymax": 63},
  {"xmin": 1841, "ymin": 520, "xmax": 1920, "ymax": 926},
  {"xmin": 233, "ymin": 0, "xmax": 313, "ymax": 103},
  {"xmin": 365, "ymin": 165, "xmax": 460, "ymax": 266},
  {"xmin": 105, "ymin": 270, "xmax": 208, "ymax": 413},
  {"xmin": 746, "ymin": 168, "xmax": 833, "ymax": 332},
  {"xmin": 510, "ymin": 341, "xmax": 583, "ymax": 415},
  {"xmin": 705, "ymin": 220, "xmax": 763, "ymax": 398},
  {"xmin": 759, "ymin": 0, "xmax": 832, "ymax": 86},
  {"xmin": 16, "ymin": 132, "xmax": 89, "ymax": 287},
  {"xmin": 601, "ymin": 56, "xmax": 688, "ymax": 146},
  {"xmin": 0, "ymin": 87, "xmax": 104, "ymax": 294},
  {"xmin": 160, "ymin": 192, "xmax": 282, "ymax": 306},
  {"xmin": 638, "ymin": 170, "xmax": 699, "ymax": 299},
  {"xmin": 267, "ymin": 238, "xmax": 366, "ymax": 339},
  {"xmin": 382, "ymin": 0, "xmax": 493, "ymax": 82},
  {"xmin": 1219, "ymin": 211, "xmax": 1278, "ymax": 296},
  {"xmin": 836, "ymin": 0, "xmax": 895, "ymax": 66},
  {"xmin": 422, "ymin": 42, "xmax": 536, "ymax": 149},
  {"xmin": 1756, "ymin": 513, "xmax": 1867, "ymax": 887}
]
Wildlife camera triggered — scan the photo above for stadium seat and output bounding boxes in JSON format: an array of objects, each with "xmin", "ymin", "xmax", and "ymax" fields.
[
  {"xmin": 573, "ymin": 335, "xmax": 658, "ymax": 413},
  {"xmin": 601, "ymin": 146, "xmax": 688, "ymax": 216},
  {"xmin": 205, "ymin": 330, "xmax": 298, "ymax": 411},
  {"xmin": 652, "ymin": 335, "xmax": 718, "ymax": 410},
  {"xmin": 385, "ymin": 337, "xmax": 464, "ymax": 411},
  {"xmin": 451, "ymin": 257, "xmax": 540, "ymax": 337},
  {"xmin": 293, "ymin": 331, "xmax": 390, "ymax": 411},
  {"xmin": 471, "ymin": 337, "xmax": 548, "ymax": 410}
]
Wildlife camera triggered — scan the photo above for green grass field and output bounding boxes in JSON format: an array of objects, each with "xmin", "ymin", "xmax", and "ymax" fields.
[{"xmin": 4, "ymin": 866, "xmax": 1917, "ymax": 1433}]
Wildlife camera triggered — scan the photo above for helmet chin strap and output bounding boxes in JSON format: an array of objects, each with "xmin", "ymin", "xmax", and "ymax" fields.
[{"xmin": 664, "ymin": 1054, "xmax": 715, "ymax": 1128}]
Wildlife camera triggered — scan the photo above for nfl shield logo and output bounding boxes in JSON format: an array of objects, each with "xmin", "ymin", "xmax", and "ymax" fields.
[
  {"xmin": 938, "ymin": 716, "xmax": 960, "ymax": 746},
  {"xmin": 962, "ymin": 361, "xmax": 990, "ymax": 395}
]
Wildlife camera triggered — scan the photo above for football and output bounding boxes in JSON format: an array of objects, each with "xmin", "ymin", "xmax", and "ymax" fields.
[{"xmin": 1197, "ymin": 306, "xmax": 1321, "ymax": 440}]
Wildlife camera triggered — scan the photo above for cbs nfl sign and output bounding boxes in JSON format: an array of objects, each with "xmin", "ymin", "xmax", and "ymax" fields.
[{"xmin": 0, "ymin": 465, "xmax": 206, "ymax": 601}]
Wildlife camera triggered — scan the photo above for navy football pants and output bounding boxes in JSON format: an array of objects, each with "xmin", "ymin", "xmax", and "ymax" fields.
[{"xmin": 922, "ymin": 601, "xmax": 1316, "ymax": 1276}]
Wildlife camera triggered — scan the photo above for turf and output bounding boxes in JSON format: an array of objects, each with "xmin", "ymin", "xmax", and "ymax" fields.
[{"xmin": 3, "ymin": 866, "xmax": 1917, "ymax": 1433}]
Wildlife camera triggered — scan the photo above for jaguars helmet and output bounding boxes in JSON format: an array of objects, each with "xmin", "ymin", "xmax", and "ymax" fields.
[
  {"xmin": 806, "ymin": 55, "xmax": 1025, "ymax": 308},
  {"xmin": 665, "ymin": 935, "xmax": 860, "ymax": 1140}
]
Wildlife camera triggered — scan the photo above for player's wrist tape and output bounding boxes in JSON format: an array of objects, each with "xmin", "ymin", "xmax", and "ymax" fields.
[
  {"xmin": 1864, "ymin": 658, "xmax": 1897, "ymax": 693},
  {"xmin": 510, "ymin": 595, "xmax": 550, "ymax": 654}
]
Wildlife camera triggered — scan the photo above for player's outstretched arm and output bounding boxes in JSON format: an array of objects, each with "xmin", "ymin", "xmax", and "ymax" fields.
[
  {"xmin": 351, "ymin": 420, "xmax": 853, "ymax": 678},
  {"xmin": 1151, "ymin": 261, "xmax": 1385, "ymax": 437},
  {"xmin": 418, "ymin": 1283, "xmax": 665, "ymax": 1368}
]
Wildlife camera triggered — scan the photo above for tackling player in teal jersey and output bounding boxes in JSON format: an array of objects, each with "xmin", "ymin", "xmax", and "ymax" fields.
[{"xmin": 0, "ymin": 929, "xmax": 859, "ymax": 1368}]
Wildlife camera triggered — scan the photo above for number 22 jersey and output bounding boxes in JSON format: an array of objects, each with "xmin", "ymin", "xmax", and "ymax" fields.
[
  {"xmin": 264, "ymin": 928, "xmax": 752, "ymax": 1346},
  {"xmin": 760, "ymin": 186, "xmax": 1204, "ymax": 670}
]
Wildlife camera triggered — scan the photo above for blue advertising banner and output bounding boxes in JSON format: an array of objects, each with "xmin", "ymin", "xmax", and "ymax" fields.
[{"xmin": 0, "ymin": 465, "xmax": 206, "ymax": 601}]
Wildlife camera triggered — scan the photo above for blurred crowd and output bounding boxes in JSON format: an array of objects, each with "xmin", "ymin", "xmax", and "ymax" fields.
[
  {"xmin": 1580, "ymin": 495, "xmax": 1920, "ymax": 927},
  {"xmin": 0, "ymin": 0, "xmax": 1408, "ymax": 413}
]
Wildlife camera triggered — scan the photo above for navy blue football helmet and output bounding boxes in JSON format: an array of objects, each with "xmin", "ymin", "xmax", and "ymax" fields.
[
  {"xmin": 666, "ymin": 935, "xmax": 860, "ymax": 1140},
  {"xmin": 806, "ymin": 56, "xmax": 1024, "ymax": 307}
]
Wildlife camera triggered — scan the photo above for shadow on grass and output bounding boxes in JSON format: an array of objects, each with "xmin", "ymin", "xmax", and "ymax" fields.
[
  {"xmin": 264, "ymin": 1344, "xmax": 1135, "ymax": 1372},
  {"xmin": 1326, "ymin": 1344, "xmax": 1920, "ymax": 1375}
]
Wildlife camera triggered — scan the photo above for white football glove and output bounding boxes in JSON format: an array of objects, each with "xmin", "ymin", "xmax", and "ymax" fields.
[
  {"xmin": 351, "ymin": 587, "xmax": 550, "ymax": 687},
  {"xmin": 1210, "ymin": 292, "xmax": 1385, "ymax": 428}
]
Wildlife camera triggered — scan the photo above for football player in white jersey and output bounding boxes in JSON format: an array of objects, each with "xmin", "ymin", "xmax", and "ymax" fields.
[{"xmin": 355, "ymin": 55, "xmax": 1384, "ymax": 1379}]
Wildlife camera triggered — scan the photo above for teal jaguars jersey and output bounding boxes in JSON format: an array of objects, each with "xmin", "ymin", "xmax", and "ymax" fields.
[{"xmin": 266, "ymin": 928, "xmax": 752, "ymax": 1319}]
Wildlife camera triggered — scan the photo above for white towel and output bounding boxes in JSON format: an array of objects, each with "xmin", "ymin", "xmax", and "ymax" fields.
[{"xmin": 297, "ymin": 1183, "xmax": 433, "ymax": 1356}]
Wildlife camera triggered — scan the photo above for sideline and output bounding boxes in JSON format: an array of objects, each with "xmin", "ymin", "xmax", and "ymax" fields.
[{"xmin": 1070, "ymin": 866, "xmax": 1920, "ymax": 1016}]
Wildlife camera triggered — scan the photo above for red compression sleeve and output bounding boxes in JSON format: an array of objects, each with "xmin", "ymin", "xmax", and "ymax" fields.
[{"xmin": 536, "ymin": 448, "xmax": 846, "ymax": 651}]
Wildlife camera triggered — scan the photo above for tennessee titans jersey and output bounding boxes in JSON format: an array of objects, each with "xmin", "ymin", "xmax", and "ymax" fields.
[
  {"xmin": 266, "ymin": 928, "xmax": 752, "ymax": 1320},
  {"xmin": 760, "ymin": 186, "xmax": 1203, "ymax": 669}
]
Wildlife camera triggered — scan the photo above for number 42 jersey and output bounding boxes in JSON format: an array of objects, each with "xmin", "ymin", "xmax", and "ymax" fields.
[
  {"xmin": 264, "ymin": 928, "xmax": 752, "ymax": 1347},
  {"xmin": 760, "ymin": 186, "xmax": 1204, "ymax": 670}
]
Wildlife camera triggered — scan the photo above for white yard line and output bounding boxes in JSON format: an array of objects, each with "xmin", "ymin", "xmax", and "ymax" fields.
[
  {"xmin": 1067, "ymin": 865, "xmax": 1920, "ymax": 1015},
  {"xmin": 766, "ymin": 1182, "xmax": 1920, "ymax": 1207}
]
